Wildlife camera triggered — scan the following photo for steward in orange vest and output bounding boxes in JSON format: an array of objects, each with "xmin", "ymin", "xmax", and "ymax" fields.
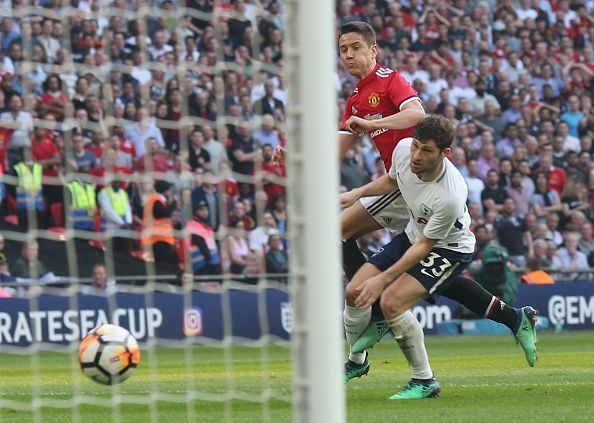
[
  {"xmin": 184, "ymin": 201, "xmax": 221, "ymax": 275},
  {"xmin": 521, "ymin": 257, "xmax": 555, "ymax": 284},
  {"xmin": 141, "ymin": 180, "xmax": 178, "ymax": 266}
]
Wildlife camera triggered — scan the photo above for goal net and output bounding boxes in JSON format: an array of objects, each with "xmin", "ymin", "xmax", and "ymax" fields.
[{"xmin": 0, "ymin": 1, "xmax": 342, "ymax": 422}]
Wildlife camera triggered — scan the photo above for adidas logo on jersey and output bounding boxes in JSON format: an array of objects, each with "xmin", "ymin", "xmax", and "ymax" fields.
[{"xmin": 376, "ymin": 67, "xmax": 394, "ymax": 78}]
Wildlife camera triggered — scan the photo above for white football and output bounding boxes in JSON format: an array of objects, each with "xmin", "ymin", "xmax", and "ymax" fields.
[{"xmin": 78, "ymin": 324, "xmax": 141, "ymax": 385}]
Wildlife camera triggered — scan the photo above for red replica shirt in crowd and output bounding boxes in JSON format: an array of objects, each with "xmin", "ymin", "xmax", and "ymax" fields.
[
  {"xmin": 261, "ymin": 161, "xmax": 286, "ymax": 201},
  {"xmin": 0, "ymin": 127, "xmax": 13, "ymax": 169},
  {"xmin": 340, "ymin": 63, "xmax": 419, "ymax": 171},
  {"xmin": 31, "ymin": 135, "xmax": 59, "ymax": 176},
  {"xmin": 547, "ymin": 166, "xmax": 567, "ymax": 196}
]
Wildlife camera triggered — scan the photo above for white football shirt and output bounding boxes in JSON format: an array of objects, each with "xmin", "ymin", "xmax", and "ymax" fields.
[{"xmin": 388, "ymin": 138, "xmax": 476, "ymax": 254}]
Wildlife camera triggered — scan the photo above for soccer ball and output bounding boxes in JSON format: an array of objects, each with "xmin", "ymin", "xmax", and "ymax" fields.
[{"xmin": 78, "ymin": 324, "xmax": 141, "ymax": 385}]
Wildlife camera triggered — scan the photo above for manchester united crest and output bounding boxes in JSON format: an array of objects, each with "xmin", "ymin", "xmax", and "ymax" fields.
[{"xmin": 368, "ymin": 92, "xmax": 380, "ymax": 108}]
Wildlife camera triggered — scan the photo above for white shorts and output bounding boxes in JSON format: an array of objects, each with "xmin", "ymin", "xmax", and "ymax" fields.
[{"xmin": 360, "ymin": 190, "xmax": 409, "ymax": 234}]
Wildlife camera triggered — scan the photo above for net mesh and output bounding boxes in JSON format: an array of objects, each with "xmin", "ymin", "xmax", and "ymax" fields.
[{"xmin": 0, "ymin": 1, "xmax": 292, "ymax": 421}]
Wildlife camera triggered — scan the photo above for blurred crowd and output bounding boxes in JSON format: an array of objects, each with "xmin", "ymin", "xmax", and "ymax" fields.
[
  {"xmin": 0, "ymin": 0, "xmax": 288, "ymax": 283},
  {"xmin": 335, "ymin": 0, "xmax": 594, "ymax": 283},
  {"xmin": 0, "ymin": 0, "xmax": 592, "ymax": 287}
]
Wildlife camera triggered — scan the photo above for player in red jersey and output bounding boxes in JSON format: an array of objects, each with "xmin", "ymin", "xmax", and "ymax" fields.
[
  {"xmin": 337, "ymin": 23, "xmax": 537, "ymax": 398},
  {"xmin": 274, "ymin": 23, "xmax": 538, "ymax": 397},
  {"xmin": 337, "ymin": 22, "xmax": 424, "ymax": 272}
]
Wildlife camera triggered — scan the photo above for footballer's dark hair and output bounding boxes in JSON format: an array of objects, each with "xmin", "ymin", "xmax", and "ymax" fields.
[
  {"xmin": 339, "ymin": 21, "xmax": 376, "ymax": 46},
  {"xmin": 413, "ymin": 114, "xmax": 454, "ymax": 151}
]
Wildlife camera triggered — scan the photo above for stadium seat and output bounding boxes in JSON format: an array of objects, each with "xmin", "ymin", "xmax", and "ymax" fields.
[
  {"xmin": 6, "ymin": 194, "xmax": 16, "ymax": 214},
  {"xmin": 47, "ymin": 226, "xmax": 67, "ymax": 241},
  {"xmin": 89, "ymin": 239, "xmax": 106, "ymax": 251},
  {"xmin": 130, "ymin": 250, "xmax": 155, "ymax": 262},
  {"xmin": 4, "ymin": 214, "xmax": 18, "ymax": 226},
  {"xmin": 50, "ymin": 203, "xmax": 65, "ymax": 227},
  {"xmin": 175, "ymin": 238, "xmax": 186, "ymax": 265}
]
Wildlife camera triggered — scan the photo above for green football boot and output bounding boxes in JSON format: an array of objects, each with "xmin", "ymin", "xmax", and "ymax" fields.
[
  {"xmin": 513, "ymin": 306, "xmax": 538, "ymax": 367},
  {"xmin": 344, "ymin": 352, "xmax": 370, "ymax": 383},
  {"xmin": 351, "ymin": 320, "xmax": 391, "ymax": 354},
  {"xmin": 389, "ymin": 377, "xmax": 441, "ymax": 400}
]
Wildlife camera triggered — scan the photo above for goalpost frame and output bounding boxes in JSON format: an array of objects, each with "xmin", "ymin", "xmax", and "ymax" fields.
[{"xmin": 286, "ymin": 0, "xmax": 345, "ymax": 422}]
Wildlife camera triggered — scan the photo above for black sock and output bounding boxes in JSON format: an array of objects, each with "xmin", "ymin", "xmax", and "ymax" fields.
[
  {"xmin": 443, "ymin": 276, "xmax": 519, "ymax": 331},
  {"xmin": 342, "ymin": 239, "xmax": 367, "ymax": 281},
  {"xmin": 342, "ymin": 239, "xmax": 384, "ymax": 320}
]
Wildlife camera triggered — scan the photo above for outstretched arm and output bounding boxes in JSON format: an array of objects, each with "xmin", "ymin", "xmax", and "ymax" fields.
[
  {"xmin": 272, "ymin": 131, "xmax": 359, "ymax": 166},
  {"xmin": 339, "ymin": 173, "xmax": 398, "ymax": 209}
]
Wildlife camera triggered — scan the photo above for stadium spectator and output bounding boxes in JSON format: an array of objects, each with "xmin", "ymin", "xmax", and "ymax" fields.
[
  {"xmin": 124, "ymin": 108, "xmax": 166, "ymax": 158},
  {"xmin": 494, "ymin": 198, "xmax": 533, "ymax": 268},
  {"xmin": 265, "ymin": 232, "xmax": 288, "ymax": 276},
  {"xmin": 253, "ymin": 114, "xmax": 280, "ymax": 149},
  {"xmin": 531, "ymin": 171, "xmax": 563, "ymax": 220},
  {"xmin": 12, "ymin": 240, "xmax": 47, "ymax": 279},
  {"xmin": 268, "ymin": 194, "xmax": 287, "ymax": 234},
  {"xmin": 191, "ymin": 170, "xmax": 220, "ymax": 231},
  {"xmin": 66, "ymin": 131, "xmax": 97, "ymax": 173},
  {"xmin": 481, "ymin": 170, "xmax": 509, "ymax": 214},
  {"xmin": 140, "ymin": 180, "xmax": 178, "ymax": 268},
  {"xmin": 166, "ymin": 153, "xmax": 194, "ymax": 202},
  {"xmin": 134, "ymin": 137, "xmax": 169, "ymax": 175},
  {"xmin": 81, "ymin": 263, "xmax": 117, "ymax": 295},
  {"xmin": 65, "ymin": 178, "xmax": 97, "ymax": 231},
  {"xmin": 98, "ymin": 175, "xmax": 133, "ymax": 240},
  {"xmin": 228, "ymin": 121, "xmax": 259, "ymax": 195},
  {"xmin": 188, "ymin": 128, "xmax": 212, "ymax": 172},
  {"xmin": 38, "ymin": 74, "xmax": 66, "ymax": 121},
  {"xmin": 536, "ymin": 153, "xmax": 568, "ymax": 196},
  {"xmin": 228, "ymin": 199, "xmax": 255, "ymax": 231},
  {"xmin": 531, "ymin": 238, "xmax": 552, "ymax": 269},
  {"xmin": 341, "ymin": 148, "xmax": 368, "ymax": 191},
  {"xmin": 11, "ymin": 147, "xmax": 46, "ymax": 230},
  {"xmin": 31, "ymin": 114, "xmax": 60, "ymax": 205},
  {"xmin": 496, "ymin": 124, "xmax": 523, "ymax": 158},
  {"xmin": 224, "ymin": 219, "xmax": 258, "ymax": 276},
  {"xmin": 560, "ymin": 180, "xmax": 591, "ymax": 227},
  {"xmin": 578, "ymin": 221, "xmax": 594, "ymax": 267},
  {"xmin": 521, "ymin": 257, "xmax": 556, "ymax": 285},
  {"xmin": 259, "ymin": 143, "xmax": 286, "ymax": 202},
  {"xmin": 476, "ymin": 143, "xmax": 499, "ymax": 182},
  {"xmin": 0, "ymin": 251, "xmax": 15, "ymax": 292},
  {"xmin": 1, "ymin": 93, "xmax": 33, "ymax": 167},
  {"xmin": 253, "ymin": 79, "xmax": 284, "ymax": 117},
  {"xmin": 185, "ymin": 202, "xmax": 221, "ymax": 276},
  {"xmin": 545, "ymin": 213, "xmax": 564, "ymax": 247},
  {"xmin": 201, "ymin": 126, "xmax": 228, "ymax": 175},
  {"xmin": 505, "ymin": 169, "xmax": 531, "ymax": 217},
  {"xmin": 555, "ymin": 232, "xmax": 590, "ymax": 281},
  {"xmin": 248, "ymin": 211, "xmax": 279, "ymax": 256}
]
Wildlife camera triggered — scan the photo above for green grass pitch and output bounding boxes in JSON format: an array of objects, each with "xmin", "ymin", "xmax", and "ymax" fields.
[{"xmin": 1, "ymin": 331, "xmax": 593, "ymax": 422}]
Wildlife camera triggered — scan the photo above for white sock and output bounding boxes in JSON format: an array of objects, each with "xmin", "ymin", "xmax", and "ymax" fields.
[
  {"xmin": 343, "ymin": 305, "xmax": 371, "ymax": 364},
  {"xmin": 388, "ymin": 311, "xmax": 433, "ymax": 380}
]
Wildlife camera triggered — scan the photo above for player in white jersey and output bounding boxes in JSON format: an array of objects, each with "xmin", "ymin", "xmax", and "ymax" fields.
[
  {"xmin": 390, "ymin": 137, "xmax": 476, "ymax": 260},
  {"xmin": 340, "ymin": 115, "xmax": 538, "ymax": 400}
]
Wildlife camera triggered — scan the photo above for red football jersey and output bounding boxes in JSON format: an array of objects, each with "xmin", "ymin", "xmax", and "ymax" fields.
[{"xmin": 340, "ymin": 64, "xmax": 419, "ymax": 171}]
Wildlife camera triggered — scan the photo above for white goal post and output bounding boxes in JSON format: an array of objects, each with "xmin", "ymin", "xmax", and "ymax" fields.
[{"xmin": 285, "ymin": 0, "xmax": 345, "ymax": 422}]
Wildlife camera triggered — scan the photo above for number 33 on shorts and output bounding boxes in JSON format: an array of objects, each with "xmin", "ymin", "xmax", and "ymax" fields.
[{"xmin": 419, "ymin": 252, "xmax": 452, "ymax": 278}]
